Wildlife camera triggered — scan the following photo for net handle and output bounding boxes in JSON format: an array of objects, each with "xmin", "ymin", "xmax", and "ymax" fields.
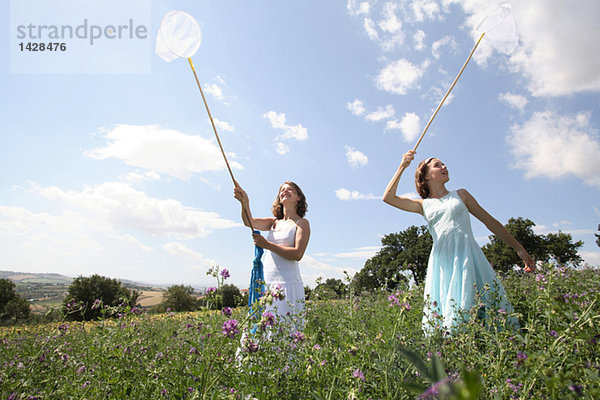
[
  {"xmin": 412, "ymin": 32, "xmax": 485, "ymax": 152},
  {"xmin": 187, "ymin": 58, "xmax": 255, "ymax": 233}
]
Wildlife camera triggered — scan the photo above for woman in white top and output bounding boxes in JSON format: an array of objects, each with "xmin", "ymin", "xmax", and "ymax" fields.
[{"xmin": 234, "ymin": 181, "xmax": 310, "ymax": 330}]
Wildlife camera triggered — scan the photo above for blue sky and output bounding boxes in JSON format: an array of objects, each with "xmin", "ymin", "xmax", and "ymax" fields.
[{"xmin": 1, "ymin": 0, "xmax": 599, "ymax": 289}]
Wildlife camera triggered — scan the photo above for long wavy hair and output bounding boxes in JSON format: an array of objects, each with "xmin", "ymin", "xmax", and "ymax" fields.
[
  {"xmin": 415, "ymin": 157, "xmax": 435, "ymax": 199},
  {"xmin": 271, "ymin": 181, "xmax": 308, "ymax": 219}
]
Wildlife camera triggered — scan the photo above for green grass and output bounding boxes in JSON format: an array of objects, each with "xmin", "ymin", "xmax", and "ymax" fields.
[{"xmin": 1, "ymin": 265, "xmax": 599, "ymax": 399}]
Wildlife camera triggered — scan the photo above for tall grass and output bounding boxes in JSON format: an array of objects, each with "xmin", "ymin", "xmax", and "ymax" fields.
[{"xmin": 1, "ymin": 265, "xmax": 599, "ymax": 399}]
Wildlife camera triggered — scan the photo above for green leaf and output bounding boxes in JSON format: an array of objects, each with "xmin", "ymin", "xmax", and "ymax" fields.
[{"xmin": 397, "ymin": 347, "xmax": 433, "ymax": 381}]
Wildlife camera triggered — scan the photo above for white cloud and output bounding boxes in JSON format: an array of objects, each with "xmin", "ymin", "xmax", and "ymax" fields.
[
  {"xmin": 263, "ymin": 111, "xmax": 308, "ymax": 141},
  {"xmin": 86, "ymin": 124, "xmax": 243, "ymax": 181},
  {"xmin": 376, "ymin": 59, "xmax": 424, "ymax": 95},
  {"xmin": 345, "ymin": 146, "xmax": 369, "ymax": 168},
  {"xmin": 431, "ymin": 35, "xmax": 457, "ymax": 59},
  {"xmin": 498, "ymin": 92, "xmax": 528, "ymax": 112},
  {"xmin": 204, "ymin": 83, "xmax": 224, "ymax": 101},
  {"xmin": 378, "ymin": 3, "xmax": 404, "ymax": 51},
  {"xmin": 275, "ymin": 142, "xmax": 289, "ymax": 155},
  {"xmin": 30, "ymin": 181, "xmax": 240, "ymax": 238},
  {"xmin": 335, "ymin": 188, "xmax": 379, "ymax": 200},
  {"xmin": 363, "ymin": 18, "xmax": 379, "ymax": 41},
  {"xmin": 458, "ymin": 0, "xmax": 600, "ymax": 96},
  {"xmin": 387, "ymin": 112, "xmax": 421, "ymax": 142},
  {"xmin": 214, "ymin": 118, "xmax": 234, "ymax": 133},
  {"xmin": 410, "ymin": 0, "xmax": 443, "ymax": 22},
  {"xmin": 333, "ymin": 246, "xmax": 380, "ymax": 259},
  {"xmin": 507, "ymin": 111, "xmax": 600, "ymax": 187},
  {"xmin": 580, "ymin": 251, "xmax": 600, "ymax": 267},
  {"xmin": 347, "ymin": 99, "xmax": 366, "ymax": 116},
  {"xmin": 512, "ymin": 0, "xmax": 600, "ymax": 96},
  {"xmin": 164, "ymin": 242, "xmax": 217, "ymax": 266},
  {"xmin": 119, "ymin": 170, "xmax": 161, "ymax": 185},
  {"xmin": 365, "ymin": 104, "xmax": 395, "ymax": 122},
  {"xmin": 347, "ymin": 0, "xmax": 370, "ymax": 16},
  {"xmin": 299, "ymin": 254, "xmax": 359, "ymax": 288},
  {"xmin": 413, "ymin": 29, "xmax": 426, "ymax": 50}
]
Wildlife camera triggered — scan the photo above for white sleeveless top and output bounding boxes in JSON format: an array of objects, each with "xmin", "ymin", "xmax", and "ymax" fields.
[{"xmin": 263, "ymin": 219, "xmax": 303, "ymax": 284}]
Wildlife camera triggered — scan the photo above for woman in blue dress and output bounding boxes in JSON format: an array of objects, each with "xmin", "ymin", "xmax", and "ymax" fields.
[{"xmin": 383, "ymin": 150, "xmax": 534, "ymax": 333}]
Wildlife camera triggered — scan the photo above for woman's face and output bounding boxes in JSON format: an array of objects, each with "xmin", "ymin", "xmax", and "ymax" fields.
[
  {"xmin": 279, "ymin": 183, "xmax": 299, "ymax": 205},
  {"xmin": 425, "ymin": 158, "xmax": 449, "ymax": 183}
]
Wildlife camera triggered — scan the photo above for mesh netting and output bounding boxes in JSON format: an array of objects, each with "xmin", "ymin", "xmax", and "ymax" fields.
[
  {"xmin": 156, "ymin": 10, "xmax": 202, "ymax": 61},
  {"xmin": 475, "ymin": 3, "xmax": 519, "ymax": 55}
]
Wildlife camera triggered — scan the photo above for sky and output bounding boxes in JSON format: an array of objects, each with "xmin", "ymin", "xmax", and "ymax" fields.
[{"xmin": 1, "ymin": 0, "xmax": 599, "ymax": 290}]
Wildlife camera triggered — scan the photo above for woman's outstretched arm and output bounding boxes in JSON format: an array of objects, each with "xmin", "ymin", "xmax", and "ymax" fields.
[
  {"xmin": 458, "ymin": 188, "xmax": 535, "ymax": 272},
  {"xmin": 383, "ymin": 150, "xmax": 424, "ymax": 214}
]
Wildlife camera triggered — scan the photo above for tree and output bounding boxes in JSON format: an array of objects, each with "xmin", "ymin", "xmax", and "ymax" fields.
[
  {"xmin": 311, "ymin": 285, "xmax": 339, "ymax": 300},
  {"xmin": 313, "ymin": 278, "xmax": 347, "ymax": 300},
  {"xmin": 596, "ymin": 224, "xmax": 600, "ymax": 247},
  {"xmin": 353, "ymin": 225, "xmax": 432, "ymax": 293},
  {"xmin": 0, "ymin": 278, "xmax": 30, "ymax": 324},
  {"xmin": 482, "ymin": 217, "xmax": 583, "ymax": 272},
  {"xmin": 219, "ymin": 284, "xmax": 243, "ymax": 308},
  {"xmin": 63, "ymin": 274, "xmax": 139, "ymax": 321},
  {"xmin": 304, "ymin": 285, "xmax": 312, "ymax": 301},
  {"xmin": 544, "ymin": 231, "xmax": 583, "ymax": 265},
  {"xmin": 160, "ymin": 285, "xmax": 198, "ymax": 312}
]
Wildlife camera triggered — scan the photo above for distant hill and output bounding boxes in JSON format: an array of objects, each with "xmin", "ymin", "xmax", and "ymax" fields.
[
  {"xmin": 0, "ymin": 270, "xmax": 167, "ymax": 290},
  {"xmin": 1, "ymin": 270, "xmax": 172, "ymax": 312},
  {"xmin": 0, "ymin": 270, "xmax": 72, "ymax": 285},
  {"xmin": 1, "ymin": 270, "xmax": 214, "ymax": 312}
]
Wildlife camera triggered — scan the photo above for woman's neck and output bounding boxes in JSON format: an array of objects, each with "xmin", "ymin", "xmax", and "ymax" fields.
[
  {"xmin": 428, "ymin": 183, "xmax": 449, "ymax": 199},
  {"xmin": 282, "ymin": 205, "xmax": 299, "ymax": 221}
]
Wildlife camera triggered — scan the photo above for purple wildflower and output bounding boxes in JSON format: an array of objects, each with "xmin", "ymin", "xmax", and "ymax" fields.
[
  {"xmin": 207, "ymin": 287, "xmax": 216, "ymax": 294},
  {"xmin": 222, "ymin": 319, "xmax": 239, "ymax": 339},
  {"xmin": 498, "ymin": 308, "xmax": 506, "ymax": 315},
  {"xmin": 222, "ymin": 307, "xmax": 232, "ymax": 317},
  {"xmin": 569, "ymin": 384, "xmax": 583, "ymax": 396},
  {"xmin": 77, "ymin": 365, "xmax": 86, "ymax": 374},
  {"xmin": 291, "ymin": 331, "xmax": 305, "ymax": 343},
  {"xmin": 260, "ymin": 311, "xmax": 276, "ymax": 330},
  {"xmin": 243, "ymin": 339, "xmax": 259, "ymax": 353},
  {"xmin": 515, "ymin": 351, "xmax": 528, "ymax": 367},
  {"xmin": 419, "ymin": 378, "xmax": 447, "ymax": 399},
  {"xmin": 91, "ymin": 299, "xmax": 103, "ymax": 310},
  {"xmin": 352, "ymin": 368, "xmax": 365, "ymax": 381},
  {"xmin": 189, "ymin": 347, "xmax": 199, "ymax": 355},
  {"xmin": 220, "ymin": 268, "xmax": 230, "ymax": 279},
  {"xmin": 548, "ymin": 330, "xmax": 558, "ymax": 337},
  {"xmin": 270, "ymin": 284, "xmax": 285, "ymax": 301}
]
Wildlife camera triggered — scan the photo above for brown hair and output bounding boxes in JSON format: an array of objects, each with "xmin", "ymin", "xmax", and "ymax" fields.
[
  {"xmin": 415, "ymin": 157, "xmax": 435, "ymax": 199},
  {"xmin": 271, "ymin": 181, "xmax": 308, "ymax": 219}
]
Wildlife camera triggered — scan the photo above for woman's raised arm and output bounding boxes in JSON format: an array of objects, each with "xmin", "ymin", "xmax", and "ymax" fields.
[{"xmin": 383, "ymin": 150, "xmax": 424, "ymax": 214}]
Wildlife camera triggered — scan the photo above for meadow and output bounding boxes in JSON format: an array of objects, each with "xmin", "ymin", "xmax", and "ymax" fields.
[{"xmin": 1, "ymin": 265, "xmax": 599, "ymax": 399}]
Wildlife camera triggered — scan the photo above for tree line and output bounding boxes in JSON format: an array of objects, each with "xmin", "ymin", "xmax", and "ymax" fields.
[{"xmin": 0, "ymin": 218, "xmax": 595, "ymax": 323}]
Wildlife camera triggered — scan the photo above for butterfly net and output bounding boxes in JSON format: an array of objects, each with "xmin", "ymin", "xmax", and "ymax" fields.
[
  {"xmin": 156, "ymin": 10, "xmax": 202, "ymax": 61},
  {"xmin": 475, "ymin": 3, "xmax": 519, "ymax": 55}
]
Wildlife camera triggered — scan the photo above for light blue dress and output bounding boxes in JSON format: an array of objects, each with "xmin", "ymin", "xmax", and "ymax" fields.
[{"xmin": 422, "ymin": 190, "xmax": 517, "ymax": 333}]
